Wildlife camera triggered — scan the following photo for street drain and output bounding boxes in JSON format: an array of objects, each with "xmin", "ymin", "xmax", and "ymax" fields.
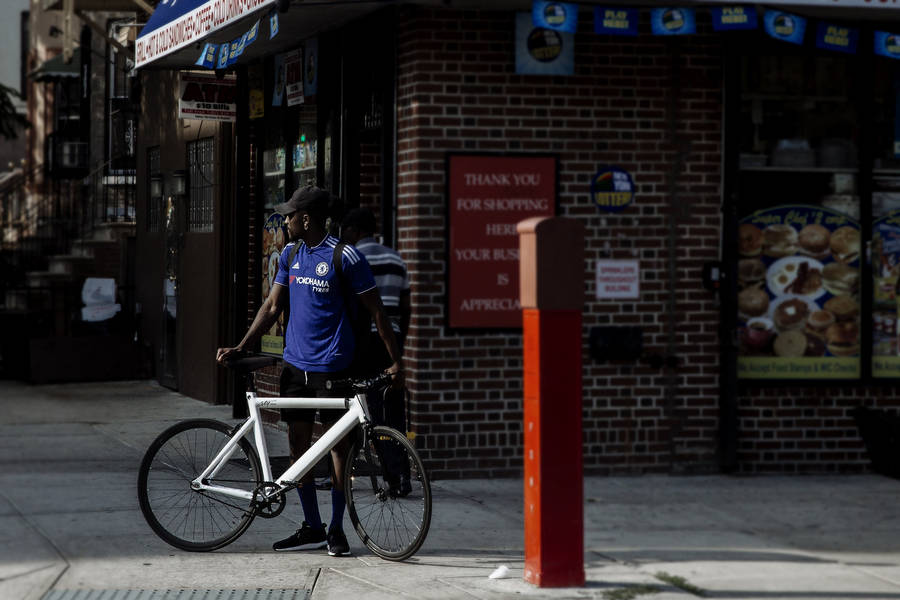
[{"xmin": 42, "ymin": 590, "xmax": 310, "ymax": 600}]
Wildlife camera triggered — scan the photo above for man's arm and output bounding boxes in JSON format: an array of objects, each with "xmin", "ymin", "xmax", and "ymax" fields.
[
  {"xmin": 216, "ymin": 283, "xmax": 288, "ymax": 363},
  {"xmin": 399, "ymin": 289, "xmax": 411, "ymax": 348},
  {"xmin": 358, "ymin": 288, "xmax": 405, "ymax": 388}
]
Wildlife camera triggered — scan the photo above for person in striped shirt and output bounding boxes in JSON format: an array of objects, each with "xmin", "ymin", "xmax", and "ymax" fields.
[
  {"xmin": 341, "ymin": 207, "xmax": 412, "ymax": 496},
  {"xmin": 341, "ymin": 208, "xmax": 411, "ymax": 356}
]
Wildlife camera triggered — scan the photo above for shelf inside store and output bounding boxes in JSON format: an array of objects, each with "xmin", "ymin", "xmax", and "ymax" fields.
[
  {"xmin": 294, "ymin": 165, "xmax": 316, "ymax": 172},
  {"xmin": 740, "ymin": 166, "xmax": 858, "ymax": 174},
  {"xmin": 264, "ymin": 171, "xmax": 284, "ymax": 177}
]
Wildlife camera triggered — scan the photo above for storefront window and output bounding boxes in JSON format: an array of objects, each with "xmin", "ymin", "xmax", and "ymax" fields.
[
  {"xmin": 258, "ymin": 50, "xmax": 320, "ymax": 355},
  {"xmin": 735, "ymin": 43, "xmax": 862, "ymax": 381}
]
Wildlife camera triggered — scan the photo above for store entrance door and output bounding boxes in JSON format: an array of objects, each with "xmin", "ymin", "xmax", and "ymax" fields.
[{"xmin": 338, "ymin": 15, "xmax": 396, "ymax": 244}]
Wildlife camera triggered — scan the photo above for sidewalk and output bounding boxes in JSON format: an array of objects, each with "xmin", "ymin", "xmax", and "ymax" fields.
[{"xmin": 2, "ymin": 379, "xmax": 900, "ymax": 600}]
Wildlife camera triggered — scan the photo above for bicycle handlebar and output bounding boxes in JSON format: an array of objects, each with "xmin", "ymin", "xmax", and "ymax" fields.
[
  {"xmin": 325, "ymin": 370, "xmax": 395, "ymax": 392},
  {"xmin": 221, "ymin": 351, "xmax": 395, "ymax": 392}
]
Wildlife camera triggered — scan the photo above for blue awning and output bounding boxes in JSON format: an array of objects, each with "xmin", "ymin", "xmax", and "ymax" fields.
[{"xmin": 136, "ymin": 0, "xmax": 275, "ymax": 69}]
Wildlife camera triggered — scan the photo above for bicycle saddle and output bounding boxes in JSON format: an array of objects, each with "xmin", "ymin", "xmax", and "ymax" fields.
[{"xmin": 222, "ymin": 353, "xmax": 280, "ymax": 373}]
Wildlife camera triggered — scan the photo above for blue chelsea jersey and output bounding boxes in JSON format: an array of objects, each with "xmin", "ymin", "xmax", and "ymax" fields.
[{"xmin": 273, "ymin": 234, "xmax": 376, "ymax": 372}]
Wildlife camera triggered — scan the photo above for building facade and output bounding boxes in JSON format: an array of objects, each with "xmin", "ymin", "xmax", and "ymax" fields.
[{"xmin": 134, "ymin": 2, "xmax": 900, "ymax": 479}]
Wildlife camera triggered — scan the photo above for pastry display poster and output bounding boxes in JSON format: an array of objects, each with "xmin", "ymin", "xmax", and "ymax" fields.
[
  {"xmin": 872, "ymin": 211, "xmax": 900, "ymax": 377},
  {"xmin": 260, "ymin": 213, "xmax": 287, "ymax": 356},
  {"xmin": 737, "ymin": 205, "xmax": 860, "ymax": 379}
]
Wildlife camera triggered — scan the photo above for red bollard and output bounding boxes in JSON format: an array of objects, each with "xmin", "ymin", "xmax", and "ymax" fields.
[{"xmin": 518, "ymin": 216, "xmax": 585, "ymax": 588}]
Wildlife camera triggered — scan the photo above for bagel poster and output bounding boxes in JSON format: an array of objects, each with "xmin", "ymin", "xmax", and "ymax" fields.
[
  {"xmin": 737, "ymin": 205, "xmax": 860, "ymax": 379},
  {"xmin": 872, "ymin": 211, "xmax": 900, "ymax": 377}
]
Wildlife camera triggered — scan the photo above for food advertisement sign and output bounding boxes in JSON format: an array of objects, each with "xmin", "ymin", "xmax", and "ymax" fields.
[
  {"xmin": 447, "ymin": 154, "xmax": 556, "ymax": 329},
  {"xmin": 261, "ymin": 213, "xmax": 287, "ymax": 355},
  {"xmin": 737, "ymin": 205, "xmax": 860, "ymax": 379},
  {"xmin": 872, "ymin": 211, "xmax": 900, "ymax": 377}
]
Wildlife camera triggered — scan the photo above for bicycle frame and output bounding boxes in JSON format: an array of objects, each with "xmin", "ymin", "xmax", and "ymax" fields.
[{"xmin": 192, "ymin": 390, "xmax": 372, "ymax": 501}]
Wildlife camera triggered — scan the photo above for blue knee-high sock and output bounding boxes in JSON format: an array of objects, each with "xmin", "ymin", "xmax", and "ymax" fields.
[
  {"xmin": 330, "ymin": 488, "xmax": 346, "ymax": 533},
  {"xmin": 297, "ymin": 484, "xmax": 323, "ymax": 530}
]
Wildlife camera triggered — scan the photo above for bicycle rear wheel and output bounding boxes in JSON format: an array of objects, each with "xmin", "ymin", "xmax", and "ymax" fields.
[
  {"xmin": 345, "ymin": 425, "xmax": 431, "ymax": 560},
  {"xmin": 137, "ymin": 419, "xmax": 262, "ymax": 551}
]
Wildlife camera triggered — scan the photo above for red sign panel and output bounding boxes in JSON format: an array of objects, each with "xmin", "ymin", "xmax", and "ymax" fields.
[{"xmin": 448, "ymin": 154, "xmax": 556, "ymax": 328}]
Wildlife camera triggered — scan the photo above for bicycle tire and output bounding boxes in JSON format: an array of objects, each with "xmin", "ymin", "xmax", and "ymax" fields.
[
  {"xmin": 137, "ymin": 419, "xmax": 262, "ymax": 551},
  {"xmin": 344, "ymin": 425, "xmax": 431, "ymax": 560}
]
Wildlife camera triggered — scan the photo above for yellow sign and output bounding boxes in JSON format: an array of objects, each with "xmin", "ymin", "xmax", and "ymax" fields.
[{"xmin": 738, "ymin": 357, "xmax": 859, "ymax": 379}]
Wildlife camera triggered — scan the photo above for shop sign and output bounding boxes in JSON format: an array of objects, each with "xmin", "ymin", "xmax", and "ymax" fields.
[
  {"xmin": 178, "ymin": 72, "xmax": 236, "ymax": 122},
  {"xmin": 261, "ymin": 213, "xmax": 287, "ymax": 356},
  {"xmin": 269, "ymin": 9, "xmax": 279, "ymax": 39},
  {"xmin": 447, "ymin": 154, "xmax": 556, "ymax": 329},
  {"xmin": 710, "ymin": 6, "xmax": 757, "ymax": 31},
  {"xmin": 532, "ymin": 1, "xmax": 579, "ymax": 33},
  {"xmin": 815, "ymin": 22, "xmax": 858, "ymax": 54},
  {"xmin": 737, "ymin": 205, "xmax": 860, "ymax": 380},
  {"xmin": 593, "ymin": 7, "xmax": 638, "ymax": 36},
  {"xmin": 763, "ymin": 10, "xmax": 807, "ymax": 45},
  {"xmin": 874, "ymin": 31, "xmax": 900, "ymax": 60},
  {"xmin": 515, "ymin": 12, "xmax": 574, "ymax": 76},
  {"xmin": 216, "ymin": 43, "xmax": 229, "ymax": 69},
  {"xmin": 284, "ymin": 49, "xmax": 304, "ymax": 106},
  {"xmin": 596, "ymin": 260, "xmax": 640, "ymax": 300},
  {"xmin": 591, "ymin": 166, "xmax": 634, "ymax": 213},
  {"xmin": 194, "ymin": 42, "xmax": 218, "ymax": 68},
  {"xmin": 135, "ymin": 0, "xmax": 275, "ymax": 69},
  {"xmin": 650, "ymin": 8, "xmax": 696, "ymax": 35},
  {"xmin": 304, "ymin": 38, "xmax": 319, "ymax": 97},
  {"xmin": 272, "ymin": 53, "xmax": 285, "ymax": 106}
]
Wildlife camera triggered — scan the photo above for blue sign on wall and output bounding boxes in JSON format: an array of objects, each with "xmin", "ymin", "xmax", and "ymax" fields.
[
  {"xmin": 651, "ymin": 8, "xmax": 696, "ymax": 36},
  {"xmin": 710, "ymin": 6, "xmax": 757, "ymax": 32},
  {"xmin": 816, "ymin": 22, "xmax": 858, "ymax": 54},
  {"xmin": 515, "ymin": 12, "xmax": 574, "ymax": 76},
  {"xmin": 875, "ymin": 31, "xmax": 900, "ymax": 60},
  {"xmin": 593, "ymin": 6, "xmax": 638, "ymax": 36},
  {"xmin": 764, "ymin": 10, "xmax": 806, "ymax": 45},
  {"xmin": 591, "ymin": 167, "xmax": 635, "ymax": 213},
  {"xmin": 532, "ymin": 1, "xmax": 579, "ymax": 33},
  {"xmin": 195, "ymin": 43, "xmax": 218, "ymax": 69}
]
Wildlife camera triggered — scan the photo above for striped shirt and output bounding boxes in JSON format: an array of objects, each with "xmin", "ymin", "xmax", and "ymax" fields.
[{"xmin": 354, "ymin": 236, "xmax": 410, "ymax": 333}]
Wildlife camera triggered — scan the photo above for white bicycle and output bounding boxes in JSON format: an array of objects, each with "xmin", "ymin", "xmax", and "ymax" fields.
[{"xmin": 137, "ymin": 353, "xmax": 431, "ymax": 561}]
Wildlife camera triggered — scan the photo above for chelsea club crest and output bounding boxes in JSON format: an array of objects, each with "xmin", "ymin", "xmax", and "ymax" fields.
[{"xmin": 316, "ymin": 262, "xmax": 329, "ymax": 277}]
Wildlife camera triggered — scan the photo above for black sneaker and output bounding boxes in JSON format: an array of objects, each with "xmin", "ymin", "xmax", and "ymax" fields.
[
  {"xmin": 272, "ymin": 521, "xmax": 326, "ymax": 552},
  {"xmin": 327, "ymin": 528, "xmax": 351, "ymax": 556}
]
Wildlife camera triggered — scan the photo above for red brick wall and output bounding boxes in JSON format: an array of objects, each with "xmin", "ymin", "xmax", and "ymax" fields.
[{"xmin": 396, "ymin": 7, "xmax": 725, "ymax": 478}]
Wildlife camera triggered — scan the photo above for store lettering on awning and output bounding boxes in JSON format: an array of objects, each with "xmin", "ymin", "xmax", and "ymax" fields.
[{"xmin": 136, "ymin": 0, "xmax": 275, "ymax": 69}]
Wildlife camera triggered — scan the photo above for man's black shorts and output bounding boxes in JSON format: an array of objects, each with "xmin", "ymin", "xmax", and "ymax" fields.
[{"xmin": 279, "ymin": 362, "xmax": 351, "ymax": 424}]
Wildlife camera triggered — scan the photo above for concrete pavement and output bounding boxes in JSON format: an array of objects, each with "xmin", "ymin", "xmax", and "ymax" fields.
[{"xmin": 2, "ymin": 379, "xmax": 900, "ymax": 599}]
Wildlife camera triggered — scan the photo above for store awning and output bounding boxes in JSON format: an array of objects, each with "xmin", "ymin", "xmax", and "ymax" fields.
[
  {"xmin": 29, "ymin": 48, "xmax": 81, "ymax": 82},
  {"xmin": 135, "ymin": 0, "xmax": 391, "ymax": 70}
]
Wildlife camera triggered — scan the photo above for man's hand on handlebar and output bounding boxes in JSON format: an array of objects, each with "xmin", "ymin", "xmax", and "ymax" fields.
[
  {"xmin": 216, "ymin": 346, "xmax": 244, "ymax": 365},
  {"xmin": 386, "ymin": 361, "xmax": 405, "ymax": 390}
]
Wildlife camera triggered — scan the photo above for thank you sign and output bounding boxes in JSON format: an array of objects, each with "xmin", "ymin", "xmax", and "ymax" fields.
[{"xmin": 447, "ymin": 154, "xmax": 556, "ymax": 328}]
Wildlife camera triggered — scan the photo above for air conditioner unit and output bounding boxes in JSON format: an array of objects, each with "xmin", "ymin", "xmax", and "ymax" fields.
[{"xmin": 59, "ymin": 141, "xmax": 86, "ymax": 169}]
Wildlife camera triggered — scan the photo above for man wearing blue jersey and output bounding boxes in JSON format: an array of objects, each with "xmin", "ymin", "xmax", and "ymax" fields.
[{"xmin": 216, "ymin": 186, "xmax": 404, "ymax": 557}]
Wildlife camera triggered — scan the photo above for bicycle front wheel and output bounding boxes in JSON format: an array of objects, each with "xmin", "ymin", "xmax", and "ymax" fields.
[
  {"xmin": 137, "ymin": 419, "xmax": 262, "ymax": 551},
  {"xmin": 345, "ymin": 425, "xmax": 431, "ymax": 560}
]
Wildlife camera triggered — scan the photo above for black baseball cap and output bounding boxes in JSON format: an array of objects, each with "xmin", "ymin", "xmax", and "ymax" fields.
[{"xmin": 274, "ymin": 185, "xmax": 330, "ymax": 219}]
